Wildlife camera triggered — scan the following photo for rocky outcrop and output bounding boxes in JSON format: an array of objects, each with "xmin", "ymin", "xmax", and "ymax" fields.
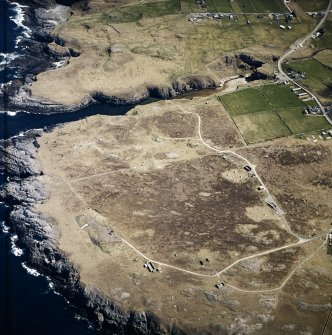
[
  {"xmin": 0, "ymin": 177, "xmax": 47, "ymax": 204},
  {"xmin": 0, "ymin": 131, "xmax": 43, "ymax": 177},
  {"xmin": 149, "ymin": 74, "xmax": 219, "ymax": 99},
  {"xmin": 0, "ymin": 132, "xmax": 186, "ymax": 334},
  {"xmin": 78, "ymin": 74, "xmax": 219, "ymax": 106},
  {"xmin": 209, "ymin": 52, "xmax": 277, "ymax": 77}
]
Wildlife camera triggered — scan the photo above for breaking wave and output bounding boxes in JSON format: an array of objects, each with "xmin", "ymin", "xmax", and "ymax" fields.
[
  {"xmin": 22, "ymin": 262, "xmax": 41, "ymax": 277},
  {"xmin": 0, "ymin": 52, "xmax": 19, "ymax": 66},
  {"xmin": 10, "ymin": 234, "xmax": 24, "ymax": 256},
  {"xmin": 0, "ymin": 221, "xmax": 10, "ymax": 234},
  {"xmin": 9, "ymin": 2, "xmax": 31, "ymax": 38}
]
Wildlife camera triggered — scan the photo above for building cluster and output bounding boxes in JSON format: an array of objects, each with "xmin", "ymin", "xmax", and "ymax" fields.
[
  {"xmin": 288, "ymin": 70, "xmax": 306, "ymax": 79},
  {"xmin": 188, "ymin": 12, "xmax": 236, "ymax": 22},
  {"xmin": 303, "ymin": 105, "xmax": 322, "ymax": 115},
  {"xmin": 188, "ymin": 10, "xmax": 293, "ymax": 24},
  {"xmin": 271, "ymin": 13, "xmax": 293, "ymax": 21}
]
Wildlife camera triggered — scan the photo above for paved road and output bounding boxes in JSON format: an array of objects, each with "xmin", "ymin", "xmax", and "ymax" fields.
[{"xmin": 277, "ymin": 0, "xmax": 332, "ymax": 126}]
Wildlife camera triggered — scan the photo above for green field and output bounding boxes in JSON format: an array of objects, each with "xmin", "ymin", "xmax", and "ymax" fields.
[
  {"xmin": 312, "ymin": 19, "xmax": 332, "ymax": 50},
  {"xmin": 204, "ymin": 0, "xmax": 233, "ymax": 12},
  {"xmin": 249, "ymin": 0, "xmax": 285, "ymax": 12},
  {"xmin": 293, "ymin": 0, "xmax": 329, "ymax": 11},
  {"xmin": 219, "ymin": 88, "xmax": 271, "ymax": 115},
  {"xmin": 236, "ymin": 0, "xmax": 255, "ymax": 12},
  {"xmin": 204, "ymin": 0, "xmax": 218, "ymax": 12},
  {"xmin": 181, "ymin": 0, "xmax": 232, "ymax": 12},
  {"xmin": 99, "ymin": 0, "xmax": 182, "ymax": 23},
  {"xmin": 219, "ymin": 84, "xmax": 330, "ymax": 143},
  {"xmin": 260, "ymin": 84, "xmax": 306, "ymax": 108},
  {"xmin": 277, "ymin": 108, "xmax": 331, "ymax": 134},
  {"xmin": 285, "ymin": 58, "xmax": 332, "ymax": 103},
  {"xmin": 234, "ymin": 111, "xmax": 291, "ymax": 143},
  {"xmin": 127, "ymin": 0, "xmax": 181, "ymax": 18},
  {"xmin": 180, "ymin": 0, "xmax": 202, "ymax": 12},
  {"xmin": 314, "ymin": 49, "xmax": 332, "ymax": 68},
  {"xmin": 235, "ymin": 0, "xmax": 286, "ymax": 13}
]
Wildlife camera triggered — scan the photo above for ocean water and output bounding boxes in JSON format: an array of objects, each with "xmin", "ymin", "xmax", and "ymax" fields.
[{"xmin": 0, "ymin": 1, "xmax": 130, "ymax": 334}]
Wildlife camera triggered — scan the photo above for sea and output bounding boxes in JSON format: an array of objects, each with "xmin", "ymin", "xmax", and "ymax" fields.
[{"xmin": 0, "ymin": 1, "xmax": 132, "ymax": 334}]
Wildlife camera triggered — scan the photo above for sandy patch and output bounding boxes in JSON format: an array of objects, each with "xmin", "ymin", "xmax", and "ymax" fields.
[
  {"xmin": 246, "ymin": 205, "xmax": 280, "ymax": 223},
  {"xmin": 222, "ymin": 168, "xmax": 249, "ymax": 183}
]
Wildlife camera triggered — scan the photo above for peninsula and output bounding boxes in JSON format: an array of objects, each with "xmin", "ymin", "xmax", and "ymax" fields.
[{"xmin": 3, "ymin": 0, "xmax": 332, "ymax": 334}]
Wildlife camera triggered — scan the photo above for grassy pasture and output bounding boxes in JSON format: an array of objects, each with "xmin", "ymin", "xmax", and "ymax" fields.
[
  {"xmin": 98, "ymin": 0, "xmax": 182, "ymax": 23},
  {"xmin": 219, "ymin": 88, "xmax": 271, "ymax": 115},
  {"xmin": 235, "ymin": 0, "xmax": 286, "ymax": 13},
  {"xmin": 314, "ymin": 49, "xmax": 332, "ymax": 68},
  {"xmin": 181, "ymin": 0, "xmax": 232, "ymax": 12},
  {"xmin": 212, "ymin": 0, "xmax": 234, "ymax": 12},
  {"xmin": 260, "ymin": 84, "xmax": 306, "ymax": 108},
  {"xmin": 236, "ymin": 0, "xmax": 255, "ymax": 12},
  {"xmin": 233, "ymin": 111, "xmax": 291, "ymax": 143},
  {"xmin": 249, "ymin": 0, "xmax": 285, "ymax": 13},
  {"xmin": 204, "ymin": 0, "xmax": 218, "ymax": 12},
  {"xmin": 277, "ymin": 108, "xmax": 331, "ymax": 134},
  {"xmin": 180, "ymin": 0, "xmax": 204, "ymax": 12},
  {"xmin": 219, "ymin": 84, "xmax": 329, "ymax": 143},
  {"xmin": 128, "ymin": 0, "xmax": 181, "ymax": 18},
  {"xmin": 293, "ymin": 0, "xmax": 329, "ymax": 11},
  {"xmin": 312, "ymin": 17, "xmax": 332, "ymax": 50}
]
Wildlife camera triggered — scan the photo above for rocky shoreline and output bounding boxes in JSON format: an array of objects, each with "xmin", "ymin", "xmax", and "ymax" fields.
[{"xmin": 0, "ymin": 131, "xmax": 185, "ymax": 334}]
